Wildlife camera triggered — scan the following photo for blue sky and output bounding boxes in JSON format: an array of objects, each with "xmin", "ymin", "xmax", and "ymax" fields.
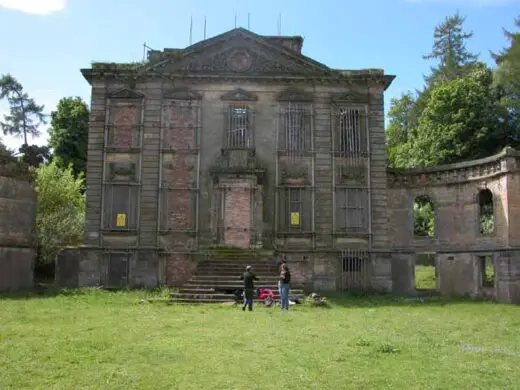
[{"xmin": 0, "ymin": 0, "xmax": 519, "ymax": 150}]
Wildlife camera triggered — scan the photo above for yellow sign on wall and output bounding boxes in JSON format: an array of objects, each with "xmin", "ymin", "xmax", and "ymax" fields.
[
  {"xmin": 290, "ymin": 212, "xmax": 300, "ymax": 226},
  {"xmin": 116, "ymin": 213, "xmax": 127, "ymax": 228}
]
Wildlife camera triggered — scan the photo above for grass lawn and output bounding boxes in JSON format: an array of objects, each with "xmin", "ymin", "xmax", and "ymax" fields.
[
  {"xmin": 1, "ymin": 289, "xmax": 520, "ymax": 389},
  {"xmin": 415, "ymin": 265, "xmax": 436, "ymax": 289}
]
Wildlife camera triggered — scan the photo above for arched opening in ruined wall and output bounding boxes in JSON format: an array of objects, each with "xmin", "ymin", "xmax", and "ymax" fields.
[
  {"xmin": 477, "ymin": 189, "xmax": 494, "ymax": 235},
  {"xmin": 413, "ymin": 195, "xmax": 435, "ymax": 238}
]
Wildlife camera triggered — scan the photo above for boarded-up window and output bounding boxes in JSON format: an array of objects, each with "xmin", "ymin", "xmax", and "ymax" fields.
[
  {"xmin": 162, "ymin": 100, "xmax": 200, "ymax": 150},
  {"xmin": 103, "ymin": 185, "xmax": 139, "ymax": 230},
  {"xmin": 158, "ymin": 189, "xmax": 198, "ymax": 232},
  {"xmin": 335, "ymin": 188, "xmax": 368, "ymax": 233},
  {"xmin": 107, "ymin": 105, "xmax": 141, "ymax": 148},
  {"xmin": 278, "ymin": 103, "xmax": 312, "ymax": 152},
  {"xmin": 335, "ymin": 107, "xmax": 367, "ymax": 156},
  {"xmin": 278, "ymin": 187, "xmax": 312, "ymax": 232},
  {"xmin": 226, "ymin": 105, "xmax": 252, "ymax": 148}
]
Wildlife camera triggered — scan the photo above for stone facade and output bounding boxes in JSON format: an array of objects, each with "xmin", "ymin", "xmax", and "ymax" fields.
[
  {"xmin": 0, "ymin": 154, "xmax": 37, "ymax": 291},
  {"xmin": 56, "ymin": 27, "xmax": 520, "ymax": 304}
]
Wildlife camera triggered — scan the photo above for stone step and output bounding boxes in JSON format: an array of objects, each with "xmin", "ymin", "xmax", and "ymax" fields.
[
  {"xmin": 170, "ymin": 292, "xmax": 305, "ymax": 302},
  {"xmin": 182, "ymin": 284, "xmax": 305, "ymax": 291},
  {"xmin": 178, "ymin": 288, "xmax": 305, "ymax": 295},
  {"xmin": 190, "ymin": 275, "xmax": 280, "ymax": 281},
  {"xmin": 197, "ymin": 262, "xmax": 277, "ymax": 270},
  {"xmin": 196, "ymin": 267, "xmax": 277, "ymax": 273}
]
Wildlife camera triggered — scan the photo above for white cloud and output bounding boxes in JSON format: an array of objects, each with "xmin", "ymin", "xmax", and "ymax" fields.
[
  {"xmin": 0, "ymin": 0, "xmax": 66, "ymax": 15},
  {"xmin": 405, "ymin": 0, "xmax": 519, "ymax": 6}
]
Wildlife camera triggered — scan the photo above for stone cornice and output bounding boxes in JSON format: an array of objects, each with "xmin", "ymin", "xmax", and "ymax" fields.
[
  {"xmin": 387, "ymin": 147, "xmax": 520, "ymax": 188},
  {"xmin": 80, "ymin": 67, "xmax": 395, "ymax": 89}
]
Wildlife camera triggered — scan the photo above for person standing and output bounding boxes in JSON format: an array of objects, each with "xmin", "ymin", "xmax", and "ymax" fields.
[
  {"xmin": 240, "ymin": 265, "xmax": 258, "ymax": 312},
  {"xmin": 279, "ymin": 263, "xmax": 291, "ymax": 311}
]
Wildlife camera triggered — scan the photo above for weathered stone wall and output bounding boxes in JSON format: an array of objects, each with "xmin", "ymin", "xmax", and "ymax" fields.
[
  {"xmin": 386, "ymin": 148, "xmax": 520, "ymax": 304},
  {"xmin": 0, "ymin": 176, "xmax": 36, "ymax": 291},
  {"xmin": 387, "ymin": 148, "xmax": 520, "ymax": 251}
]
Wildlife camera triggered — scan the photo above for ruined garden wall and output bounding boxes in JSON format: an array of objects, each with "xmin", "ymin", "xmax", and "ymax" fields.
[
  {"xmin": 387, "ymin": 148, "xmax": 520, "ymax": 304},
  {"xmin": 0, "ymin": 175, "xmax": 37, "ymax": 291}
]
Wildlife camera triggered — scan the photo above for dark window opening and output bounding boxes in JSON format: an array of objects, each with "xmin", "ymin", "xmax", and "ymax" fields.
[
  {"xmin": 477, "ymin": 189, "xmax": 494, "ymax": 235},
  {"xmin": 413, "ymin": 195, "xmax": 435, "ymax": 237},
  {"xmin": 478, "ymin": 255, "xmax": 495, "ymax": 288}
]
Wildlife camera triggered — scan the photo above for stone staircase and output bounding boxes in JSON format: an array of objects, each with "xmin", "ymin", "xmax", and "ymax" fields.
[{"xmin": 170, "ymin": 247, "xmax": 305, "ymax": 304}]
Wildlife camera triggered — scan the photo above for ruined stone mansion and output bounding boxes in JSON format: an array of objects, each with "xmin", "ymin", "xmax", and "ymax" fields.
[{"xmin": 54, "ymin": 28, "xmax": 520, "ymax": 304}]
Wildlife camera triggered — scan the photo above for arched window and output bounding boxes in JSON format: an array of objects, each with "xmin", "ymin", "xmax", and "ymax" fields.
[
  {"xmin": 477, "ymin": 189, "xmax": 494, "ymax": 235},
  {"xmin": 413, "ymin": 195, "xmax": 435, "ymax": 237}
]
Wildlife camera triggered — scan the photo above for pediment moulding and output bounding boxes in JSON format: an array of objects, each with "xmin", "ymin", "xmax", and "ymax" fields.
[
  {"xmin": 107, "ymin": 88, "xmax": 145, "ymax": 99},
  {"xmin": 330, "ymin": 90, "xmax": 370, "ymax": 104},
  {"xmin": 80, "ymin": 29, "xmax": 396, "ymax": 91},
  {"xmin": 220, "ymin": 88, "xmax": 258, "ymax": 101},
  {"xmin": 163, "ymin": 87, "xmax": 202, "ymax": 100},
  {"xmin": 276, "ymin": 88, "xmax": 314, "ymax": 102}
]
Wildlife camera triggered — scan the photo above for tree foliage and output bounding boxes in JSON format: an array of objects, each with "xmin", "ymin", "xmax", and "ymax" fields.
[
  {"xmin": 423, "ymin": 12, "xmax": 479, "ymax": 85},
  {"xmin": 0, "ymin": 74, "xmax": 50, "ymax": 167},
  {"xmin": 0, "ymin": 74, "xmax": 46, "ymax": 146},
  {"xmin": 35, "ymin": 161, "xmax": 85, "ymax": 264},
  {"xmin": 48, "ymin": 97, "xmax": 89, "ymax": 178},
  {"xmin": 493, "ymin": 16, "xmax": 520, "ymax": 146},
  {"xmin": 406, "ymin": 64, "xmax": 509, "ymax": 167},
  {"xmin": 387, "ymin": 13, "xmax": 518, "ymax": 236}
]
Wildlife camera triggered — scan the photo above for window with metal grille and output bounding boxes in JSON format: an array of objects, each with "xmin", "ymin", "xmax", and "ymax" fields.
[
  {"xmin": 278, "ymin": 187, "xmax": 311, "ymax": 232},
  {"xmin": 280, "ymin": 104, "xmax": 309, "ymax": 152},
  {"xmin": 336, "ymin": 108, "xmax": 366, "ymax": 155},
  {"xmin": 103, "ymin": 185, "xmax": 139, "ymax": 230},
  {"xmin": 226, "ymin": 105, "xmax": 251, "ymax": 148},
  {"xmin": 336, "ymin": 188, "xmax": 368, "ymax": 233}
]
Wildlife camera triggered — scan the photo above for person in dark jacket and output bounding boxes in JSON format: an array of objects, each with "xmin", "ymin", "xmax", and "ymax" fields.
[
  {"xmin": 240, "ymin": 265, "xmax": 259, "ymax": 311},
  {"xmin": 279, "ymin": 263, "xmax": 291, "ymax": 311}
]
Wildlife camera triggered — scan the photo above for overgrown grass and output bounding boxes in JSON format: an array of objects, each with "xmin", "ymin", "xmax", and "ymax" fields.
[
  {"xmin": 415, "ymin": 265, "xmax": 436, "ymax": 289},
  {"xmin": 1, "ymin": 289, "xmax": 520, "ymax": 389}
]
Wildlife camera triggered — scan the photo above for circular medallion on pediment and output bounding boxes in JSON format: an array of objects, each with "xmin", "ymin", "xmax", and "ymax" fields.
[{"xmin": 227, "ymin": 50, "xmax": 252, "ymax": 72}]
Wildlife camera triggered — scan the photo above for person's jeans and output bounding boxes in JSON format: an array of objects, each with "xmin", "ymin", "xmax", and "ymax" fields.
[
  {"xmin": 243, "ymin": 289, "xmax": 253, "ymax": 311},
  {"xmin": 279, "ymin": 283, "xmax": 290, "ymax": 310},
  {"xmin": 243, "ymin": 297, "xmax": 253, "ymax": 311}
]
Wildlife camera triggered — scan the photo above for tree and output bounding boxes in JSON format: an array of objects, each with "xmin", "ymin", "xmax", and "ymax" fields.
[
  {"xmin": 386, "ymin": 92, "xmax": 417, "ymax": 167},
  {"xmin": 493, "ymin": 16, "xmax": 520, "ymax": 145},
  {"xmin": 35, "ymin": 161, "xmax": 85, "ymax": 264},
  {"xmin": 19, "ymin": 144, "xmax": 51, "ymax": 167},
  {"xmin": 48, "ymin": 97, "xmax": 89, "ymax": 178},
  {"xmin": 423, "ymin": 12, "xmax": 479, "ymax": 85},
  {"xmin": 409, "ymin": 63, "xmax": 509, "ymax": 167},
  {"xmin": 0, "ymin": 74, "xmax": 46, "ymax": 146}
]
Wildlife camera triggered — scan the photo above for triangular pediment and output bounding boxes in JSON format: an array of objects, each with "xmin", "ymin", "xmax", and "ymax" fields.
[
  {"xmin": 164, "ymin": 87, "xmax": 202, "ymax": 100},
  {"xmin": 146, "ymin": 28, "xmax": 333, "ymax": 78},
  {"xmin": 108, "ymin": 88, "xmax": 144, "ymax": 99},
  {"xmin": 277, "ymin": 88, "xmax": 314, "ymax": 102},
  {"xmin": 220, "ymin": 88, "xmax": 258, "ymax": 101},
  {"xmin": 330, "ymin": 90, "xmax": 370, "ymax": 104}
]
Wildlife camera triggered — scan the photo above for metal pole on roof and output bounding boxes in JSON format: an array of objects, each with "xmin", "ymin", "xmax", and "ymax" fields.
[
  {"xmin": 204, "ymin": 16, "xmax": 207, "ymax": 39},
  {"xmin": 248, "ymin": 13, "xmax": 250, "ymax": 30},
  {"xmin": 189, "ymin": 16, "xmax": 193, "ymax": 45}
]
